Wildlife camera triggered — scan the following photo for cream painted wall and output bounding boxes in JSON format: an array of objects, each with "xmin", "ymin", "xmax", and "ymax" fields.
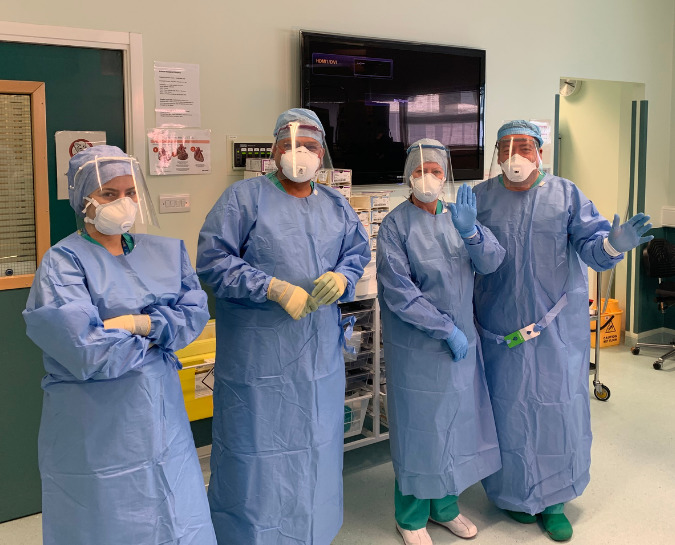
[
  {"xmin": 558, "ymin": 79, "xmax": 645, "ymax": 326},
  {"xmin": 1, "ymin": 0, "xmax": 674, "ymax": 261},
  {"xmin": 559, "ymin": 80, "xmax": 622, "ymax": 220}
]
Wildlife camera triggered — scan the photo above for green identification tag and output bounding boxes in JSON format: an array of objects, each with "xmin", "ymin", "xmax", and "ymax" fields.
[{"xmin": 504, "ymin": 323, "xmax": 540, "ymax": 348}]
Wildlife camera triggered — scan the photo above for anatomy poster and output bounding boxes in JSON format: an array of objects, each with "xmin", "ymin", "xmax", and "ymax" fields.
[
  {"xmin": 147, "ymin": 128, "xmax": 211, "ymax": 176},
  {"xmin": 55, "ymin": 131, "xmax": 106, "ymax": 199}
]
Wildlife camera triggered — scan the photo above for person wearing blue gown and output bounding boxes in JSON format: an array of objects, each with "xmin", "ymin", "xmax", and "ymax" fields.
[
  {"xmin": 376, "ymin": 139, "xmax": 505, "ymax": 545},
  {"xmin": 197, "ymin": 108, "xmax": 370, "ymax": 545},
  {"xmin": 473, "ymin": 121, "xmax": 653, "ymax": 541},
  {"xmin": 23, "ymin": 145, "xmax": 216, "ymax": 545}
]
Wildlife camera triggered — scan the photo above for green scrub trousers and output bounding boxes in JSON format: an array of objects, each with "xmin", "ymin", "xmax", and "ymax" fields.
[{"xmin": 395, "ymin": 481, "xmax": 460, "ymax": 531}]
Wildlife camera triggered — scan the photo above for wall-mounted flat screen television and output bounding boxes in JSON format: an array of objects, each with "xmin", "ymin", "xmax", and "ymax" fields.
[{"xmin": 300, "ymin": 31, "xmax": 486, "ymax": 185}]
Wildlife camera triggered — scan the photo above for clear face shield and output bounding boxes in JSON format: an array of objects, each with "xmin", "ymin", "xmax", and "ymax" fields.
[
  {"xmin": 71, "ymin": 156, "xmax": 158, "ymax": 234},
  {"xmin": 405, "ymin": 141, "xmax": 455, "ymax": 205},
  {"xmin": 273, "ymin": 121, "xmax": 333, "ymax": 183},
  {"xmin": 488, "ymin": 135, "xmax": 543, "ymax": 186}
]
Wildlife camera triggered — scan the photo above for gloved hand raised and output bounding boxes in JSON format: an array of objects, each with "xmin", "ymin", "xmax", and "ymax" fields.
[
  {"xmin": 445, "ymin": 326, "xmax": 468, "ymax": 361},
  {"xmin": 267, "ymin": 277, "xmax": 319, "ymax": 320},
  {"xmin": 449, "ymin": 183, "xmax": 478, "ymax": 238},
  {"xmin": 607, "ymin": 213, "xmax": 654, "ymax": 253},
  {"xmin": 103, "ymin": 314, "xmax": 152, "ymax": 336},
  {"xmin": 311, "ymin": 271, "xmax": 348, "ymax": 306}
]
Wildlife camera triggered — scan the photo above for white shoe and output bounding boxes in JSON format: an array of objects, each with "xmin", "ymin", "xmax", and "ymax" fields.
[
  {"xmin": 430, "ymin": 513, "xmax": 477, "ymax": 538},
  {"xmin": 396, "ymin": 523, "xmax": 433, "ymax": 545}
]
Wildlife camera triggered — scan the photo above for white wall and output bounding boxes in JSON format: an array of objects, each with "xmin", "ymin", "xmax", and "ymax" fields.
[{"xmin": 1, "ymin": 0, "xmax": 674, "ymax": 261}]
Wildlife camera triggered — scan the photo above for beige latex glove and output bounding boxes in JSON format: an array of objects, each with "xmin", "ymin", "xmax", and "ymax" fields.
[
  {"xmin": 311, "ymin": 272, "xmax": 348, "ymax": 306},
  {"xmin": 103, "ymin": 314, "xmax": 152, "ymax": 336},
  {"xmin": 267, "ymin": 277, "xmax": 318, "ymax": 320}
]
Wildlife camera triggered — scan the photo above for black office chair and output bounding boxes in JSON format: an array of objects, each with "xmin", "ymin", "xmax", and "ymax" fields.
[{"xmin": 631, "ymin": 238, "xmax": 675, "ymax": 369}]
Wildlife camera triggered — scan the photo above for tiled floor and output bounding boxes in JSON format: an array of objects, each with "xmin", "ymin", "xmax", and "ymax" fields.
[{"xmin": 2, "ymin": 343, "xmax": 674, "ymax": 545}]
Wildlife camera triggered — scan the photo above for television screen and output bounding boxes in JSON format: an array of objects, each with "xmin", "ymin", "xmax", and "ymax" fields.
[{"xmin": 300, "ymin": 31, "xmax": 486, "ymax": 185}]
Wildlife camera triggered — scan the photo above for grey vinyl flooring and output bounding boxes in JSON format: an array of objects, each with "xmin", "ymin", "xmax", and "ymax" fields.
[{"xmin": 1, "ymin": 343, "xmax": 674, "ymax": 545}]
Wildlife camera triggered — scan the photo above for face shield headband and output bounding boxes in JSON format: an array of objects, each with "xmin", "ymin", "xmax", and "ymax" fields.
[
  {"xmin": 405, "ymin": 142, "xmax": 454, "ymax": 203},
  {"xmin": 73, "ymin": 156, "xmax": 156, "ymax": 226},
  {"xmin": 276, "ymin": 122, "xmax": 325, "ymax": 183}
]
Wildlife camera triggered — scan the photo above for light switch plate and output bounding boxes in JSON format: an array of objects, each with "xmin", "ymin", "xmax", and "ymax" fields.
[{"xmin": 159, "ymin": 194, "xmax": 191, "ymax": 213}]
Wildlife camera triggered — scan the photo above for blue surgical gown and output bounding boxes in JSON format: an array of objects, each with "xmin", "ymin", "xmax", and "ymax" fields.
[
  {"xmin": 196, "ymin": 176, "xmax": 370, "ymax": 545},
  {"xmin": 473, "ymin": 175, "xmax": 623, "ymax": 514},
  {"xmin": 376, "ymin": 199, "xmax": 504, "ymax": 499},
  {"xmin": 22, "ymin": 233, "xmax": 216, "ymax": 545}
]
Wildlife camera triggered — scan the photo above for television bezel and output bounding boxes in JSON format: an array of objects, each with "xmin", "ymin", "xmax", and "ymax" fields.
[{"xmin": 300, "ymin": 30, "xmax": 486, "ymax": 184}]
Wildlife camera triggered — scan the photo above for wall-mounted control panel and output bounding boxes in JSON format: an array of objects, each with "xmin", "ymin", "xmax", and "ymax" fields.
[{"xmin": 229, "ymin": 136, "xmax": 275, "ymax": 170}]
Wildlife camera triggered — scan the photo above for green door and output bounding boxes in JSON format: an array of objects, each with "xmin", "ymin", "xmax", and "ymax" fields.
[{"xmin": 0, "ymin": 41, "xmax": 125, "ymax": 522}]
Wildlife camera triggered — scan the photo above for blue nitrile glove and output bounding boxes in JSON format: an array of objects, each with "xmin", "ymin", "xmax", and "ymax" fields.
[
  {"xmin": 445, "ymin": 326, "xmax": 468, "ymax": 361},
  {"xmin": 607, "ymin": 213, "xmax": 654, "ymax": 253},
  {"xmin": 449, "ymin": 183, "xmax": 478, "ymax": 238}
]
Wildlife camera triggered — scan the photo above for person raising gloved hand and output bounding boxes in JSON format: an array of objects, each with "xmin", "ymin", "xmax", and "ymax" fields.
[
  {"xmin": 376, "ymin": 138, "xmax": 505, "ymax": 545},
  {"xmin": 605, "ymin": 212, "xmax": 653, "ymax": 254}
]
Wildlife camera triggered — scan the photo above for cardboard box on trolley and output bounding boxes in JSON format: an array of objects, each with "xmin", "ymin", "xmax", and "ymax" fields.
[{"xmin": 590, "ymin": 299, "xmax": 623, "ymax": 348}]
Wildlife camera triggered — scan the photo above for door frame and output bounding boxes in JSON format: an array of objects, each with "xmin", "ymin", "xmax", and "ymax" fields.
[
  {"xmin": 0, "ymin": 80, "xmax": 49, "ymax": 290},
  {"xmin": 0, "ymin": 21, "xmax": 145, "ymax": 171}
]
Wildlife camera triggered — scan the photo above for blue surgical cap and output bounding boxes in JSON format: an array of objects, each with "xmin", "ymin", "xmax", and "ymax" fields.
[
  {"xmin": 404, "ymin": 138, "xmax": 449, "ymax": 183},
  {"xmin": 497, "ymin": 120, "xmax": 543, "ymax": 148},
  {"xmin": 68, "ymin": 145, "xmax": 133, "ymax": 217},
  {"xmin": 273, "ymin": 108, "xmax": 325, "ymax": 141}
]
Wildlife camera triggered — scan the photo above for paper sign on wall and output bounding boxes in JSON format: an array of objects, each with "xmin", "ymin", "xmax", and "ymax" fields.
[
  {"xmin": 147, "ymin": 128, "xmax": 211, "ymax": 176},
  {"xmin": 154, "ymin": 61, "xmax": 201, "ymax": 128},
  {"xmin": 55, "ymin": 131, "xmax": 106, "ymax": 200}
]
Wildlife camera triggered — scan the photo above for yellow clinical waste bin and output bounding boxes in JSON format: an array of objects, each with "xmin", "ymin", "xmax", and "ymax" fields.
[
  {"xmin": 175, "ymin": 319, "xmax": 216, "ymax": 421},
  {"xmin": 590, "ymin": 299, "xmax": 623, "ymax": 348}
]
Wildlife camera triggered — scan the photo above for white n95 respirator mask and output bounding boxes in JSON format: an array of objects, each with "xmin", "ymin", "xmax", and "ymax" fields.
[
  {"xmin": 280, "ymin": 147, "xmax": 321, "ymax": 183},
  {"xmin": 410, "ymin": 173, "xmax": 445, "ymax": 203},
  {"xmin": 500, "ymin": 154, "xmax": 537, "ymax": 183},
  {"xmin": 84, "ymin": 197, "xmax": 138, "ymax": 235}
]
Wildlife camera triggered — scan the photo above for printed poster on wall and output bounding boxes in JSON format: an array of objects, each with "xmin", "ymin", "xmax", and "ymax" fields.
[
  {"xmin": 154, "ymin": 61, "xmax": 201, "ymax": 128},
  {"xmin": 55, "ymin": 131, "xmax": 106, "ymax": 199},
  {"xmin": 147, "ymin": 128, "xmax": 211, "ymax": 176}
]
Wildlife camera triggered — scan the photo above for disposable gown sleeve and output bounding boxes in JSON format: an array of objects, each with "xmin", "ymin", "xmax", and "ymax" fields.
[
  {"xmin": 196, "ymin": 188, "xmax": 271, "ymax": 303},
  {"xmin": 568, "ymin": 186, "xmax": 623, "ymax": 271},
  {"xmin": 463, "ymin": 223, "xmax": 505, "ymax": 274},
  {"xmin": 332, "ymin": 204, "xmax": 371, "ymax": 301},
  {"xmin": 23, "ymin": 249, "xmax": 152, "ymax": 382},
  {"xmin": 376, "ymin": 221, "xmax": 456, "ymax": 340},
  {"xmin": 143, "ymin": 241, "xmax": 210, "ymax": 351}
]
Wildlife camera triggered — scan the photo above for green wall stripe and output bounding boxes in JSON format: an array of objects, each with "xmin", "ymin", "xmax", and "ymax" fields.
[
  {"xmin": 625, "ymin": 101, "xmax": 637, "ymax": 331},
  {"xmin": 637, "ymin": 101, "xmax": 648, "ymax": 212},
  {"xmin": 553, "ymin": 94, "xmax": 560, "ymax": 176},
  {"xmin": 634, "ymin": 100, "xmax": 649, "ymax": 334}
]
